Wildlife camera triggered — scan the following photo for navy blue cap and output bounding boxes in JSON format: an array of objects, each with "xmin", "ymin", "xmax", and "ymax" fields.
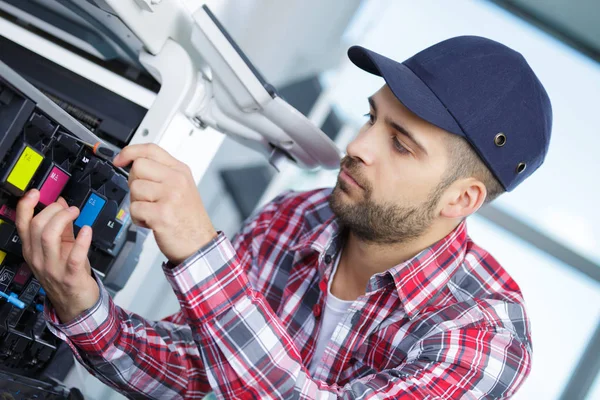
[{"xmin": 348, "ymin": 36, "xmax": 552, "ymax": 191}]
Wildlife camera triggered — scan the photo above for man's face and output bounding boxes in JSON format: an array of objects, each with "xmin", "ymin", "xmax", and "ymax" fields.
[{"xmin": 329, "ymin": 85, "xmax": 454, "ymax": 244}]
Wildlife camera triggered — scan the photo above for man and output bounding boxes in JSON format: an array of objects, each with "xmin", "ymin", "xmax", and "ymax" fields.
[{"xmin": 15, "ymin": 36, "xmax": 551, "ymax": 399}]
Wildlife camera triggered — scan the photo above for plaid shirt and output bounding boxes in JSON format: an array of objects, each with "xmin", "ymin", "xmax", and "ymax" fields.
[{"xmin": 45, "ymin": 188, "xmax": 532, "ymax": 399}]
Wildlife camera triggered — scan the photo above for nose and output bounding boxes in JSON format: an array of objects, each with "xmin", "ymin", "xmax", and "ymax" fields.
[{"xmin": 346, "ymin": 126, "xmax": 380, "ymax": 166}]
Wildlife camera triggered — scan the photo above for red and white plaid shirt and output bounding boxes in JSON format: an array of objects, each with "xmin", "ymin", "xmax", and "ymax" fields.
[{"xmin": 45, "ymin": 189, "xmax": 532, "ymax": 399}]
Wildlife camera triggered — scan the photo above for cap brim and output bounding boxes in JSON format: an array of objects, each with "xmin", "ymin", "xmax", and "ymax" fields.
[{"xmin": 348, "ymin": 46, "xmax": 464, "ymax": 138}]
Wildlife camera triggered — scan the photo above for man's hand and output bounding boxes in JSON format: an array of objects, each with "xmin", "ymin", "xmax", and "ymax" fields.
[
  {"xmin": 113, "ymin": 144, "xmax": 217, "ymax": 265},
  {"xmin": 15, "ymin": 191, "xmax": 99, "ymax": 323}
]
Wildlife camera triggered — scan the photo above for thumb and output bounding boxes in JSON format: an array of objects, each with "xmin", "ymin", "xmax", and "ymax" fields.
[{"xmin": 66, "ymin": 226, "xmax": 92, "ymax": 274}]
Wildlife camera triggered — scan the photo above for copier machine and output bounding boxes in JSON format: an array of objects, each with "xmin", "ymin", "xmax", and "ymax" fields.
[{"xmin": 0, "ymin": 1, "xmax": 341, "ymax": 397}]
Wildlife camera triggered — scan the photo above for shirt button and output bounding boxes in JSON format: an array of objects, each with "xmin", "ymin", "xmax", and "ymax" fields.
[
  {"xmin": 324, "ymin": 254, "xmax": 333, "ymax": 264},
  {"xmin": 313, "ymin": 304, "xmax": 322, "ymax": 318},
  {"xmin": 319, "ymin": 279, "xmax": 327, "ymax": 293}
]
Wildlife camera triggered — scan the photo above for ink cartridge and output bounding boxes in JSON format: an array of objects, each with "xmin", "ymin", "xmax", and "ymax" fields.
[
  {"xmin": 92, "ymin": 200, "xmax": 123, "ymax": 250},
  {"xmin": 0, "ymin": 220, "xmax": 15, "ymax": 252},
  {"xmin": 0, "ymin": 204, "xmax": 16, "ymax": 222},
  {"xmin": 34, "ymin": 160, "xmax": 70, "ymax": 208},
  {"xmin": 1, "ymin": 142, "xmax": 44, "ymax": 196},
  {"xmin": 74, "ymin": 191, "xmax": 106, "ymax": 229}
]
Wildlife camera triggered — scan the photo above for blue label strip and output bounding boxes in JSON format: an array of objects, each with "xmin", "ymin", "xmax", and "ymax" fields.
[{"xmin": 75, "ymin": 193, "xmax": 106, "ymax": 228}]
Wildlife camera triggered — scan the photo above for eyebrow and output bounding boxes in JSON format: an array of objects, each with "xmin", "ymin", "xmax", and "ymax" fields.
[{"xmin": 368, "ymin": 96, "xmax": 428, "ymax": 156}]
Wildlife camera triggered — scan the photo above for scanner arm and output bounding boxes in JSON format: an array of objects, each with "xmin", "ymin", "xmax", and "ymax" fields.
[{"xmin": 92, "ymin": 0, "xmax": 342, "ymax": 170}]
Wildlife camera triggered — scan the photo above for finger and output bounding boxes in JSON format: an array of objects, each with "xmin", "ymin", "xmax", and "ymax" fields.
[
  {"xmin": 57, "ymin": 197, "xmax": 75, "ymax": 242},
  {"xmin": 15, "ymin": 189, "xmax": 40, "ymax": 256},
  {"xmin": 41, "ymin": 206, "xmax": 79, "ymax": 263},
  {"xmin": 128, "ymin": 157, "xmax": 174, "ymax": 185},
  {"xmin": 56, "ymin": 197, "xmax": 69, "ymax": 208},
  {"xmin": 129, "ymin": 201, "xmax": 158, "ymax": 229},
  {"xmin": 130, "ymin": 179, "xmax": 164, "ymax": 203},
  {"xmin": 66, "ymin": 225, "xmax": 92, "ymax": 274},
  {"xmin": 30, "ymin": 202, "xmax": 67, "ymax": 265},
  {"xmin": 113, "ymin": 143, "xmax": 181, "ymax": 170}
]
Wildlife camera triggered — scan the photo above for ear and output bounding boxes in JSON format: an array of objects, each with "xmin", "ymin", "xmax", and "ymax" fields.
[{"xmin": 439, "ymin": 178, "xmax": 487, "ymax": 219}]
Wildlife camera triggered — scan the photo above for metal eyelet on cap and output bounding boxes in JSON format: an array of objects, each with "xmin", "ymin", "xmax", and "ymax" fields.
[
  {"xmin": 516, "ymin": 162, "xmax": 527, "ymax": 174},
  {"xmin": 494, "ymin": 133, "xmax": 507, "ymax": 147}
]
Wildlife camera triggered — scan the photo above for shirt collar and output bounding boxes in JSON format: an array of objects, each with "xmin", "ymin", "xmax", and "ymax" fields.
[
  {"xmin": 290, "ymin": 201, "xmax": 468, "ymax": 320},
  {"xmin": 383, "ymin": 221, "xmax": 468, "ymax": 319},
  {"xmin": 290, "ymin": 213, "xmax": 342, "ymax": 269},
  {"xmin": 288, "ymin": 194, "xmax": 343, "ymax": 277}
]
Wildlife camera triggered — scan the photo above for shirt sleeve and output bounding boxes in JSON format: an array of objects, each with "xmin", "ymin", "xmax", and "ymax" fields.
[
  {"xmin": 42, "ymin": 191, "xmax": 295, "ymax": 399},
  {"xmin": 44, "ymin": 273, "xmax": 209, "ymax": 399},
  {"xmin": 163, "ymin": 233, "xmax": 532, "ymax": 399}
]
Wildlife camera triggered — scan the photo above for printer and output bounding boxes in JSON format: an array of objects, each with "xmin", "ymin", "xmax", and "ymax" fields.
[{"xmin": 0, "ymin": 1, "xmax": 341, "ymax": 397}]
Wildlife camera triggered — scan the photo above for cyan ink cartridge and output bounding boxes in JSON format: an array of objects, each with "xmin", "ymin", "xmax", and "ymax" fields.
[
  {"xmin": 74, "ymin": 191, "xmax": 106, "ymax": 229},
  {"xmin": 1, "ymin": 142, "xmax": 44, "ymax": 196}
]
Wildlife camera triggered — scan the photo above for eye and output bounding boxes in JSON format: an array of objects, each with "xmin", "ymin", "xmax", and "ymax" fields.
[
  {"xmin": 392, "ymin": 136, "xmax": 410, "ymax": 155},
  {"xmin": 363, "ymin": 112, "xmax": 375, "ymax": 125}
]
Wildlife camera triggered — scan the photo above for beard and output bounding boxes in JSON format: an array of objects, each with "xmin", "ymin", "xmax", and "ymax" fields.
[{"xmin": 328, "ymin": 157, "xmax": 447, "ymax": 245}]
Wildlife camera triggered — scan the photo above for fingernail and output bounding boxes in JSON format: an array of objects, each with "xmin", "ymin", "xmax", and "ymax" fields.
[
  {"xmin": 81, "ymin": 226, "xmax": 91, "ymax": 236},
  {"xmin": 26, "ymin": 189, "xmax": 38, "ymax": 198},
  {"xmin": 68, "ymin": 206, "xmax": 79, "ymax": 213}
]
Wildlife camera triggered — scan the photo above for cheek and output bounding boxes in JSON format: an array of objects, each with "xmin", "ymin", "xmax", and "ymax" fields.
[{"xmin": 375, "ymin": 163, "xmax": 441, "ymax": 205}]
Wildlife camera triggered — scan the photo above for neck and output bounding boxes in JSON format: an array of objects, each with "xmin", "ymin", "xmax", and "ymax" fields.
[{"xmin": 332, "ymin": 220, "xmax": 461, "ymax": 300}]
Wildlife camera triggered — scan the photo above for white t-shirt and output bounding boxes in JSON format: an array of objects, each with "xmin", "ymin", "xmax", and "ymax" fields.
[{"xmin": 308, "ymin": 251, "xmax": 354, "ymax": 374}]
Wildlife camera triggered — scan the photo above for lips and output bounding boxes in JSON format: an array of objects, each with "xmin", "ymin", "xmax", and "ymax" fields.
[{"xmin": 341, "ymin": 168, "xmax": 363, "ymax": 189}]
